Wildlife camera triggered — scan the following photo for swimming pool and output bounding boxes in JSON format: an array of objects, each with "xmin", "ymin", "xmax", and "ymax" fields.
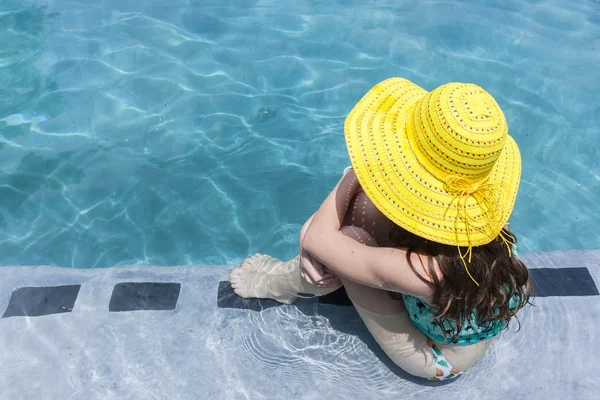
[
  {"xmin": 1, "ymin": 2, "xmax": 599, "ymax": 399},
  {"xmin": 1, "ymin": 0, "xmax": 599, "ymax": 269}
]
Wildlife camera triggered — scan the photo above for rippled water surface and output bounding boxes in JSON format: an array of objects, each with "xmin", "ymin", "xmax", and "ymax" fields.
[{"xmin": 1, "ymin": 0, "xmax": 599, "ymax": 268}]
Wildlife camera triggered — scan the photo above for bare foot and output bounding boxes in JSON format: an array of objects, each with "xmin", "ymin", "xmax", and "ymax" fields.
[
  {"xmin": 229, "ymin": 265, "xmax": 299, "ymax": 304},
  {"xmin": 239, "ymin": 253, "xmax": 296, "ymax": 274},
  {"xmin": 230, "ymin": 254, "xmax": 341, "ymax": 304}
]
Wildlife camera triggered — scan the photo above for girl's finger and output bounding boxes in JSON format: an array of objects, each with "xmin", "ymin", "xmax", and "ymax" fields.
[
  {"xmin": 319, "ymin": 277, "xmax": 336, "ymax": 285},
  {"xmin": 307, "ymin": 266, "xmax": 326, "ymax": 283},
  {"xmin": 318, "ymin": 273, "xmax": 334, "ymax": 280},
  {"xmin": 308, "ymin": 254, "xmax": 325, "ymax": 275},
  {"xmin": 302, "ymin": 270, "xmax": 320, "ymax": 286},
  {"xmin": 320, "ymin": 280, "xmax": 340, "ymax": 288}
]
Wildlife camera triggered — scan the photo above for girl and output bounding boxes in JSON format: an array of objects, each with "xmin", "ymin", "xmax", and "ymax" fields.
[{"xmin": 230, "ymin": 78, "xmax": 532, "ymax": 380}]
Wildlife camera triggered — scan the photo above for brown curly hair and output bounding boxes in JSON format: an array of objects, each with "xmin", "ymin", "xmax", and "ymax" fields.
[{"xmin": 389, "ymin": 225, "xmax": 533, "ymax": 343}]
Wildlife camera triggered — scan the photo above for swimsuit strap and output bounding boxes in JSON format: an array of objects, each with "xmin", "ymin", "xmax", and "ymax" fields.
[{"xmin": 427, "ymin": 339, "xmax": 465, "ymax": 381}]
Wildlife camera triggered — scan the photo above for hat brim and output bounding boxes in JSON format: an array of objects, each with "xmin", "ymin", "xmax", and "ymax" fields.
[{"xmin": 344, "ymin": 78, "xmax": 521, "ymax": 246}]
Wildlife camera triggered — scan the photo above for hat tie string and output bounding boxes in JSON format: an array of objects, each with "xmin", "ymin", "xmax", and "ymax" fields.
[{"xmin": 443, "ymin": 175, "xmax": 516, "ymax": 286}]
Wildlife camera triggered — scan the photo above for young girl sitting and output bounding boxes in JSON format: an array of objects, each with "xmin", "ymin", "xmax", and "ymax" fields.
[{"xmin": 230, "ymin": 78, "xmax": 532, "ymax": 380}]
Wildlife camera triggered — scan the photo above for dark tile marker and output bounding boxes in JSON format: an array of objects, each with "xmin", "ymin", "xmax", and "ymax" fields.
[
  {"xmin": 109, "ymin": 282, "xmax": 181, "ymax": 312},
  {"xmin": 318, "ymin": 286, "xmax": 354, "ymax": 306},
  {"xmin": 216, "ymin": 280, "xmax": 350, "ymax": 309},
  {"xmin": 530, "ymin": 267, "xmax": 599, "ymax": 297},
  {"xmin": 2, "ymin": 285, "xmax": 81, "ymax": 318},
  {"xmin": 216, "ymin": 267, "xmax": 599, "ymax": 310}
]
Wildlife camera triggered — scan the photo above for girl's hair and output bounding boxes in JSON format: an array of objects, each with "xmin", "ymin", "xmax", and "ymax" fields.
[{"xmin": 389, "ymin": 225, "xmax": 533, "ymax": 342}]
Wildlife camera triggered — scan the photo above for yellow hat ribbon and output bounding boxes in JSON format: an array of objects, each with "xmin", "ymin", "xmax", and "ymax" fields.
[{"xmin": 444, "ymin": 175, "xmax": 516, "ymax": 286}]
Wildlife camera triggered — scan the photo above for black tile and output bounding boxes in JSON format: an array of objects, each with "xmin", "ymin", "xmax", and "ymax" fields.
[
  {"xmin": 109, "ymin": 282, "xmax": 181, "ymax": 312},
  {"xmin": 216, "ymin": 280, "xmax": 353, "ymax": 311},
  {"xmin": 217, "ymin": 281, "xmax": 282, "ymax": 311},
  {"xmin": 318, "ymin": 286, "xmax": 353, "ymax": 306},
  {"xmin": 217, "ymin": 266, "xmax": 599, "ymax": 312},
  {"xmin": 2, "ymin": 285, "xmax": 80, "ymax": 318},
  {"xmin": 317, "ymin": 268, "xmax": 600, "ymax": 300},
  {"xmin": 530, "ymin": 267, "xmax": 599, "ymax": 297}
]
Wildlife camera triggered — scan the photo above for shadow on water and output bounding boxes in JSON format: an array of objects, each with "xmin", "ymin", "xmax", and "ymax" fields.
[
  {"xmin": 0, "ymin": 3, "xmax": 59, "ymax": 117},
  {"xmin": 0, "ymin": 4, "xmax": 59, "ymax": 36},
  {"xmin": 296, "ymin": 293, "xmax": 456, "ymax": 387},
  {"xmin": 217, "ymin": 282, "xmax": 456, "ymax": 387},
  {"xmin": 0, "ymin": 152, "xmax": 86, "ymax": 215}
]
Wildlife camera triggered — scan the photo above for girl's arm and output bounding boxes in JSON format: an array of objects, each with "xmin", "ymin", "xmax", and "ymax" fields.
[
  {"xmin": 297, "ymin": 168, "xmax": 361, "ymax": 286},
  {"xmin": 299, "ymin": 213, "xmax": 339, "ymax": 287},
  {"xmin": 303, "ymin": 170, "xmax": 434, "ymax": 297}
]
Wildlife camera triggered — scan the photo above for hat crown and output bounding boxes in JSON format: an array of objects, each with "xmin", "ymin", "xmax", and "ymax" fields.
[
  {"xmin": 344, "ymin": 77, "xmax": 521, "ymax": 248},
  {"xmin": 407, "ymin": 83, "xmax": 508, "ymax": 182}
]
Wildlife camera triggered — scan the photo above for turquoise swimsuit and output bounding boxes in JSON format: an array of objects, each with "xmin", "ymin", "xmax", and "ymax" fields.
[{"xmin": 402, "ymin": 294, "xmax": 518, "ymax": 346}]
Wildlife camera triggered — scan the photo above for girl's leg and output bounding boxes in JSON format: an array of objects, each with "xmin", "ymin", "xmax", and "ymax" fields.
[
  {"xmin": 229, "ymin": 226, "xmax": 486, "ymax": 377},
  {"xmin": 338, "ymin": 226, "xmax": 487, "ymax": 379},
  {"xmin": 336, "ymin": 226, "xmax": 438, "ymax": 378}
]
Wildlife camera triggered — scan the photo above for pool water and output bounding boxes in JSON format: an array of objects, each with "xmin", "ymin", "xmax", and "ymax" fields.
[{"xmin": 0, "ymin": 0, "xmax": 599, "ymax": 268}]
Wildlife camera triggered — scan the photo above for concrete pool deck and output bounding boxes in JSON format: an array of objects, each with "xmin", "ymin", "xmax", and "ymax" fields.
[{"xmin": 0, "ymin": 250, "xmax": 598, "ymax": 399}]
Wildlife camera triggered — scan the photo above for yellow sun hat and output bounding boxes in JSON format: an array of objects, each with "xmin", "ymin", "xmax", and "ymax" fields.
[{"xmin": 344, "ymin": 78, "xmax": 521, "ymax": 254}]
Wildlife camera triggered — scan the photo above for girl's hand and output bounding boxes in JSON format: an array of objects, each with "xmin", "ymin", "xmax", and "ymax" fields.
[
  {"xmin": 300, "ymin": 214, "xmax": 340, "ymax": 288},
  {"xmin": 298, "ymin": 168, "xmax": 359, "ymax": 289},
  {"xmin": 300, "ymin": 248, "xmax": 342, "ymax": 288}
]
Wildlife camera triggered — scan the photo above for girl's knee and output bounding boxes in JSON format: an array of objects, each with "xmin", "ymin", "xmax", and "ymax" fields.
[{"xmin": 384, "ymin": 352, "xmax": 438, "ymax": 379}]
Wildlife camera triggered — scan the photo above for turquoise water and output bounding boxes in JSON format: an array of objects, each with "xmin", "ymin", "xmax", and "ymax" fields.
[{"xmin": 0, "ymin": 0, "xmax": 599, "ymax": 268}]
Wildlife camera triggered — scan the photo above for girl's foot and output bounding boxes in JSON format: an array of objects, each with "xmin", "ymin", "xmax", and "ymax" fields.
[
  {"xmin": 230, "ymin": 254, "xmax": 340, "ymax": 304},
  {"xmin": 229, "ymin": 265, "xmax": 300, "ymax": 304},
  {"xmin": 239, "ymin": 253, "xmax": 296, "ymax": 274}
]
